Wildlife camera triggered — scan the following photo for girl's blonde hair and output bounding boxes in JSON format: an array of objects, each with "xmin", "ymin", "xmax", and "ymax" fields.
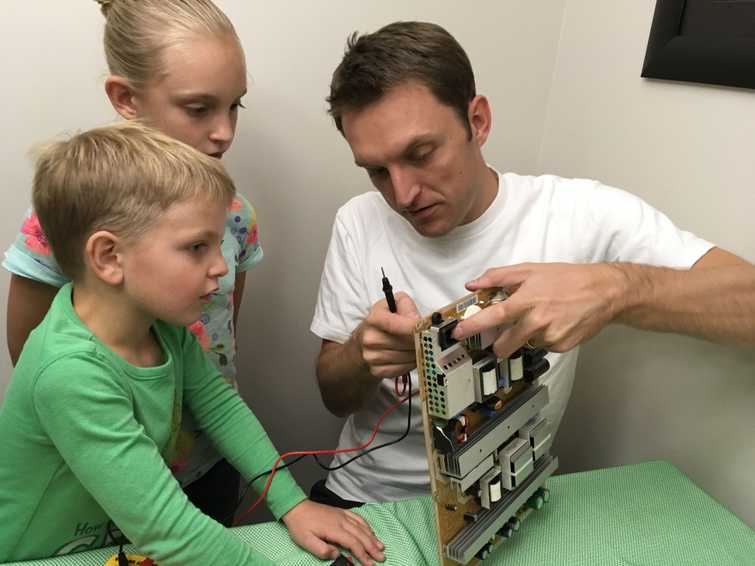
[
  {"xmin": 32, "ymin": 121, "xmax": 236, "ymax": 279},
  {"xmin": 95, "ymin": 0, "xmax": 241, "ymax": 88}
]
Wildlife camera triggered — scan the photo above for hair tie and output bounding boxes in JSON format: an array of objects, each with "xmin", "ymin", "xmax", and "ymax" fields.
[{"xmin": 95, "ymin": 0, "xmax": 114, "ymax": 16}]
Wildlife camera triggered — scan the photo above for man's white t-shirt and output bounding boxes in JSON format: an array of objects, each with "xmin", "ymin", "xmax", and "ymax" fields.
[{"xmin": 311, "ymin": 171, "xmax": 713, "ymax": 502}]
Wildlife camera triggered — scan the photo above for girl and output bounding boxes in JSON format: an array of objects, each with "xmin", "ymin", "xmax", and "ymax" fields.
[{"xmin": 3, "ymin": 1, "xmax": 383, "ymax": 563}]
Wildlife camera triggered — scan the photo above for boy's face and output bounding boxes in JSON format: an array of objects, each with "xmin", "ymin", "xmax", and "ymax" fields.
[
  {"xmin": 340, "ymin": 81, "xmax": 492, "ymax": 238},
  {"xmin": 121, "ymin": 197, "xmax": 228, "ymax": 326}
]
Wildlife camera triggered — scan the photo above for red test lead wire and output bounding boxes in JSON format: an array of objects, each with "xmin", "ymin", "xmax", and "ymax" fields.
[
  {"xmin": 394, "ymin": 373, "xmax": 410, "ymax": 396},
  {"xmin": 236, "ymin": 389, "xmax": 417, "ymax": 523}
]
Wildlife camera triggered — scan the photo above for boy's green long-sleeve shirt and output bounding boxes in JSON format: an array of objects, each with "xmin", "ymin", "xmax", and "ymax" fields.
[{"xmin": 0, "ymin": 284, "xmax": 306, "ymax": 564}]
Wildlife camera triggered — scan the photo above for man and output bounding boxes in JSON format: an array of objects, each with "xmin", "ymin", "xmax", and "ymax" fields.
[{"xmin": 309, "ymin": 21, "xmax": 755, "ymax": 508}]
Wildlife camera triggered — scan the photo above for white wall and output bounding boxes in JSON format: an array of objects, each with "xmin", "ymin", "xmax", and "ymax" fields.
[
  {"xmin": 0, "ymin": 1, "xmax": 565, "ymax": 522},
  {"xmin": 541, "ymin": 1, "xmax": 755, "ymax": 527},
  {"xmin": 0, "ymin": 3, "xmax": 116, "ymax": 390}
]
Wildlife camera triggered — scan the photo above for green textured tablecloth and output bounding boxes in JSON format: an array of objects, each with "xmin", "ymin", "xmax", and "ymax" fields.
[{"xmin": 5, "ymin": 461, "xmax": 754, "ymax": 566}]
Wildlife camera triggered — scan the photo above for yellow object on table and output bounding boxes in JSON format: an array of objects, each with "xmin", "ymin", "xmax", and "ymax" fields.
[{"xmin": 102, "ymin": 554, "xmax": 156, "ymax": 566}]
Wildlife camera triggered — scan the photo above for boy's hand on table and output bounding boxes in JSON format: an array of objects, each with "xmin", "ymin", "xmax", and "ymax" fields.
[{"xmin": 282, "ymin": 500, "xmax": 385, "ymax": 565}]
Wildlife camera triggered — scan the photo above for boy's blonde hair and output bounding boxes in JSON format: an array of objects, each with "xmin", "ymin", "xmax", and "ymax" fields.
[
  {"xmin": 95, "ymin": 0, "xmax": 241, "ymax": 88},
  {"xmin": 32, "ymin": 121, "xmax": 236, "ymax": 280}
]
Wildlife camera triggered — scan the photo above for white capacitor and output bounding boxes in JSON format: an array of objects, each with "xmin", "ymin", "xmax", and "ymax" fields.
[
  {"xmin": 481, "ymin": 367, "xmax": 497, "ymax": 396},
  {"xmin": 488, "ymin": 476, "xmax": 502, "ymax": 503},
  {"xmin": 510, "ymin": 356, "xmax": 524, "ymax": 381}
]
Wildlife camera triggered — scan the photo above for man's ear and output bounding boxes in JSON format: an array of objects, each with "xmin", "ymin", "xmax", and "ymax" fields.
[
  {"xmin": 467, "ymin": 95, "xmax": 492, "ymax": 147},
  {"xmin": 104, "ymin": 76, "xmax": 140, "ymax": 120},
  {"xmin": 84, "ymin": 230, "xmax": 125, "ymax": 286}
]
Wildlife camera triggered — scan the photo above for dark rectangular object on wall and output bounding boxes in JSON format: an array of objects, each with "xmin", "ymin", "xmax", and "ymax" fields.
[{"xmin": 642, "ymin": 0, "xmax": 755, "ymax": 90}]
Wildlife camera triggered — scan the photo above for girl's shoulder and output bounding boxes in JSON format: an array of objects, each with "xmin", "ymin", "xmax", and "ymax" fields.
[
  {"xmin": 4, "ymin": 208, "xmax": 67, "ymax": 286},
  {"xmin": 225, "ymin": 193, "xmax": 262, "ymax": 269},
  {"xmin": 228, "ymin": 192, "xmax": 255, "ymax": 216}
]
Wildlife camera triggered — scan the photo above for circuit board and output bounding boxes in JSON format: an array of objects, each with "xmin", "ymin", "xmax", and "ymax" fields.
[{"xmin": 415, "ymin": 288, "xmax": 557, "ymax": 565}]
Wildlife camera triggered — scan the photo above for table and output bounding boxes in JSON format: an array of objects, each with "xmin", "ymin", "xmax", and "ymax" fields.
[{"xmin": 5, "ymin": 461, "xmax": 754, "ymax": 566}]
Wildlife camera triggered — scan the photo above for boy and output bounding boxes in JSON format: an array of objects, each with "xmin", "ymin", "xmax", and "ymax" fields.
[{"xmin": 0, "ymin": 122, "xmax": 383, "ymax": 565}]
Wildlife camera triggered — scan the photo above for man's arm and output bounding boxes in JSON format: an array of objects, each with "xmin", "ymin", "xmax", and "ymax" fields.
[
  {"xmin": 613, "ymin": 247, "xmax": 755, "ymax": 343},
  {"xmin": 453, "ymin": 247, "xmax": 755, "ymax": 358},
  {"xmin": 316, "ymin": 293, "xmax": 419, "ymax": 418},
  {"xmin": 317, "ymin": 335, "xmax": 380, "ymax": 418}
]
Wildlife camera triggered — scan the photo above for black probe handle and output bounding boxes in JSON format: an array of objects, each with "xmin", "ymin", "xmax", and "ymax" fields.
[
  {"xmin": 381, "ymin": 269, "xmax": 411, "ymax": 392},
  {"xmin": 381, "ymin": 269, "xmax": 397, "ymax": 313}
]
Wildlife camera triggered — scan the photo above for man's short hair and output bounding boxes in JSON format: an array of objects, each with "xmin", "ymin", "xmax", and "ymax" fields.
[
  {"xmin": 327, "ymin": 21, "xmax": 477, "ymax": 137},
  {"xmin": 32, "ymin": 121, "xmax": 236, "ymax": 280}
]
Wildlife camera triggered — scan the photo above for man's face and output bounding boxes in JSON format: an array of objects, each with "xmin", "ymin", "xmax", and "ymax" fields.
[
  {"xmin": 341, "ymin": 81, "xmax": 494, "ymax": 237},
  {"xmin": 120, "ymin": 197, "xmax": 229, "ymax": 326}
]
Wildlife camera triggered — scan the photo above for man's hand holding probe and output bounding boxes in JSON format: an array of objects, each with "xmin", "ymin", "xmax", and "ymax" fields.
[
  {"xmin": 354, "ymin": 290, "xmax": 420, "ymax": 380},
  {"xmin": 316, "ymin": 274, "xmax": 420, "ymax": 417}
]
